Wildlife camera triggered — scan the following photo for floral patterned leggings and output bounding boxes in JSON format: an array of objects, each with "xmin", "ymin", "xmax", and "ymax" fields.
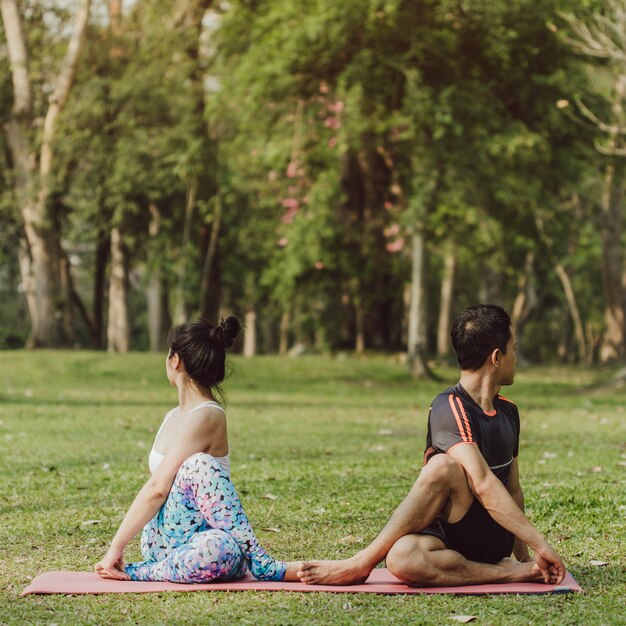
[{"xmin": 125, "ymin": 453, "xmax": 286, "ymax": 583}]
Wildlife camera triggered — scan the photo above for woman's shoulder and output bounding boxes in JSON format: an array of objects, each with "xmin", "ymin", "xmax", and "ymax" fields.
[{"xmin": 187, "ymin": 403, "xmax": 227, "ymax": 430}]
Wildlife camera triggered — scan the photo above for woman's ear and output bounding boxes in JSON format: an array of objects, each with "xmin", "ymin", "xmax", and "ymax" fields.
[{"xmin": 170, "ymin": 352, "xmax": 181, "ymax": 370}]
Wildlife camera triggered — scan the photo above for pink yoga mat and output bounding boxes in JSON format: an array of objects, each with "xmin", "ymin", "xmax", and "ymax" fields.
[{"xmin": 21, "ymin": 569, "xmax": 582, "ymax": 597}]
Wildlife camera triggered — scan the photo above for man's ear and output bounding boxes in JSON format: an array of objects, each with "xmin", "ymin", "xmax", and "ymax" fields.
[{"xmin": 490, "ymin": 348, "xmax": 501, "ymax": 367}]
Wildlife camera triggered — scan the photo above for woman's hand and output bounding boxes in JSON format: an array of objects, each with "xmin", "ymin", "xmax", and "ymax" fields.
[{"xmin": 95, "ymin": 545, "xmax": 131, "ymax": 580}]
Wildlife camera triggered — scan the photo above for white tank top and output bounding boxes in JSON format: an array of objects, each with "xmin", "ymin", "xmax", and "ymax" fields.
[{"xmin": 148, "ymin": 400, "xmax": 230, "ymax": 476}]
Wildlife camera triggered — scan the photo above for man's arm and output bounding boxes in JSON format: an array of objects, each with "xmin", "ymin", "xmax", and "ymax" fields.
[
  {"xmin": 506, "ymin": 458, "xmax": 532, "ymax": 562},
  {"xmin": 449, "ymin": 444, "xmax": 565, "ymax": 583}
]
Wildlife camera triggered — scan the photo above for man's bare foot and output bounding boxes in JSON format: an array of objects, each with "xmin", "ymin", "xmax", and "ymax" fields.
[
  {"xmin": 297, "ymin": 556, "xmax": 372, "ymax": 585},
  {"xmin": 497, "ymin": 558, "xmax": 546, "ymax": 583}
]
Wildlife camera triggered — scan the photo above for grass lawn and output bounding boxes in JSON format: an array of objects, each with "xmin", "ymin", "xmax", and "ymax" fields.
[{"xmin": 1, "ymin": 351, "xmax": 624, "ymax": 625}]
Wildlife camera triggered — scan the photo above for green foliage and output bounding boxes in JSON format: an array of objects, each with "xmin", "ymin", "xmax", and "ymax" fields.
[{"xmin": 0, "ymin": 0, "xmax": 617, "ymax": 358}]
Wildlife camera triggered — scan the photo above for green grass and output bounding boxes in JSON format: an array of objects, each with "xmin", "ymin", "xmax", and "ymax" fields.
[{"xmin": 1, "ymin": 352, "xmax": 624, "ymax": 625}]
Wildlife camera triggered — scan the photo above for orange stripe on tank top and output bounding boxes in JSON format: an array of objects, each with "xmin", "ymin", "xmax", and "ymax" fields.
[
  {"xmin": 448, "ymin": 394, "xmax": 469, "ymax": 442},
  {"xmin": 454, "ymin": 396, "xmax": 474, "ymax": 443}
]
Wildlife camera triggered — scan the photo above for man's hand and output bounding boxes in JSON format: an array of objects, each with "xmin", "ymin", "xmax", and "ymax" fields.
[{"xmin": 532, "ymin": 540, "xmax": 565, "ymax": 584}]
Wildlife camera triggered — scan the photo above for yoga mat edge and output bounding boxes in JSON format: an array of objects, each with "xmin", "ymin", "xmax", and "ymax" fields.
[{"xmin": 21, "ymin": 569, "xmax": 583, "ymax": 597}]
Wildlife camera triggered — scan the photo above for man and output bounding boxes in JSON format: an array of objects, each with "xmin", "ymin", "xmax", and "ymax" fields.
[{"xmin": 297, "ymin": 305, "xmax": 565, "ymax": 586}]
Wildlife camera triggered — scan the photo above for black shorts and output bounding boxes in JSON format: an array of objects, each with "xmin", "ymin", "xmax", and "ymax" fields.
[{"xmin": 420, "ymin": 498, "xmax": 514, "ymax": 564}]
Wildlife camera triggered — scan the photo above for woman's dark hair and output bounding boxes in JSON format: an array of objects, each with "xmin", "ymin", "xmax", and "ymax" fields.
[
  {"xmin": 167, "ymin": 316, "xmax": 241, "ymax": 402},
  {"xmin": 450, "ymin": 305, "xmax": 512, "ymax": 371}
]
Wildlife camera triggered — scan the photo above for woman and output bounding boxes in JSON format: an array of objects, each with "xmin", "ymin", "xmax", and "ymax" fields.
[{"xmin": 95, "ymin": 317, "xmax": 302, "ymax": 583}]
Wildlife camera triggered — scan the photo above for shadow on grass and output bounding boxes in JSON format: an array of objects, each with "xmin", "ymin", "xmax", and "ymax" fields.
[{"xmin": 568, "ymin": 564, "xmax": 624, "ymax": 591}]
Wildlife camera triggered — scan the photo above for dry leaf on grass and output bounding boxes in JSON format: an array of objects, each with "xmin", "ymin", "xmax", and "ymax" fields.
[
  {"xmin": 378, "ymin": 429, "xmax": 393, "ymax": 436},
  {"xmin": 449, "ymin": 616, "xmax": 478, "ymax": 623},
  {"xmin": 261, "ymin": 493, "xmax": 277, "ymax": 500},
  {"xmin": 337, "ymin": 534, "xmax": 362, "ymax": 544},
  {"xmin": 81, "ymin": 520, "xmax": 102, "ymax": 526},
  {"xmin": 261, "ymin": 527, "xmax": 281, "ymax": 533},
  {"xmin": 589, "ymin": 559, "xmax": 608, "ymax": 566}
]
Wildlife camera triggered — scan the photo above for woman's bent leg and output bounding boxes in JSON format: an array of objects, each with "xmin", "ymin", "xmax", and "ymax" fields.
[
  {"xmin": 138, "ymin": 472, "xmax": 208, "ymax": 563},
  {"xmin": 126, "ymin": 529, "xmax": 246, "ymax": 583},
  {"xmin": 177, "ymin": 453, "xmax": 286, "ymax": 581}
]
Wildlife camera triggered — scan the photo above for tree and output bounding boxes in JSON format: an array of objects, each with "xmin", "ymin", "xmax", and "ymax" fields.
[
  {"xmin": 561, "ymin": 0, "xmax": 626, "ymax": 361},
  {"xmin": 1, "ymin": 0, "xmax": 90, "ymax": 347}
]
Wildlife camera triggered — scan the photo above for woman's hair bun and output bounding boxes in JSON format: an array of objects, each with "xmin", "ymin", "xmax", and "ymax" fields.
[
  {"xmin": 219, "ymin": 316, "xmax": 241, "ymax": 349},
  {"xmin": 189, "ymin": 317, "xmax": 240, "ymax": 351}
]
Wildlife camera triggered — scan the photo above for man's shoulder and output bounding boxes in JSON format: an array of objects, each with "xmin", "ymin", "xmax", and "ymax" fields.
[
  {"xmin": 497, "ymin": 393, "xmax": 517, "ymax": 407},
  {"xmin": 496, "ymin": 393, "xmax": 520, "ymax": 417},
  {"xmin": 430, "ymin": 387, "xmax": 461, "ymax": 414}
]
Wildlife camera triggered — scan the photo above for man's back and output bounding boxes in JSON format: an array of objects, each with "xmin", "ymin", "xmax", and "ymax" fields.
[{"xmin": 424, "ymin": 383, "xmax": 520, "ymax": 484}]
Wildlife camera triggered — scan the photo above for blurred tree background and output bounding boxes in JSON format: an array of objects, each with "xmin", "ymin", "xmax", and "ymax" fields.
[{"xmin": 0, "ymin": 0, "xmax": 623, "ymax": 373}]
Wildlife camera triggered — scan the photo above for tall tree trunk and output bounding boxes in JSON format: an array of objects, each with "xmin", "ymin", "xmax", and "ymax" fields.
[
  {"xmin": 92, "ymin": 229, "xmax": 109, "ymax": 349},
  {"xmin": 243, "ymin": 306, "xmax": 256, "ymax": 357},
  {"xmin": 107, "ymin": 227, "xmax": 130, "ymax": 352},
  {"xmin": 478, "ymin": 263, "xmax": 504, "ymax": 306},
  {"xmin": 355, "ymin": 297, "xmax": 365, "ymax": 355},
  {"xmin": 199, "ymin": 187, "xmax": 222, "ymax": 320},
  {"xmin": 147, "ymin": 272, "xmax": 170, "ymax": 352},
  {"xmin": 1, "ymin": 0, "xmax": 90, "ymax": 347},
  {"xmin": 555, "ymin": 263, "xmax": 587, "ymax": 363},
  {"xmin": 174, "ymin": 179, "xmax": 198, "ymax": 324},
  {"xmin": 146, "ymin": 204, "xmax": 170, "ymax": 351},
  {"xmin": 279, "ymin": 309, "xmax": 290, "ymax": 355},
  {"xmin": 511, "ymin": 251, "xmax": 536, "ymax": 330},
  {"xmin": 600, "ymin": 158, "xmax": 626, "ymax": 361},
  {"xmin": 407, "ymin": 230, "xmax": 430, "ymax": 377},
  {"xmin": 436, "ymin": 241, "xmax": 456, "ymax": 358}
]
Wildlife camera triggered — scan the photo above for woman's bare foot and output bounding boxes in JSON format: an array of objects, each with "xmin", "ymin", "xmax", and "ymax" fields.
[
  {"xmin": 283, "ymin": 561, "xmax": 307, "ymax": 582},
  {"xmin": 297, "ymin": 556, "xmax": 372, "ymax": 585}
]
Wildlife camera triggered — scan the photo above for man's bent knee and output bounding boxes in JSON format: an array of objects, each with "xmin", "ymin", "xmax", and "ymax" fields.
[
  {"xmin": 386, "ymin": 535, "xmax": 436, "ymax": 585},
  {"xmin": 420, "ymin": 453, "xmax": 464, "ymax": 487}
]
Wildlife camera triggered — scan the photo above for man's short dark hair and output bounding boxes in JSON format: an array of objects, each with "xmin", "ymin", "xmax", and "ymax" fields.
[{"xmin": 451, "ymin": 305, "xmax": 512, "ymax": 371}]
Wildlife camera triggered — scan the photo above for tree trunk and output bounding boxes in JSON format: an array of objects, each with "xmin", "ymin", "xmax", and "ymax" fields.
[
  {"xmin": 279, "ymin": 309, "xmax": 290, "ymax": 355},
  {"xmin": 355, "ymin": 298, "xmax": 365, "ymax": 354},
  {"xmin": 174, "ymin": 179, "xmax": 198, "ymax": 324},
  {"xmin": 146, "ymin": 205, "xmax": 170, "ymax": 351},
  {"xmin": 511, "ymin": 251, "xmax": 536, "ymax": 330},
  {"xmin": 17, "ymin": 233, "xmax": 36, "ymax": 326},
  {"xmin": 243, "ymin": 307, "xmax": 256, "ymax": 357},
  {"xmin": 554, "ymin": 263, "xmax": 587, "ymax": 364},
  {"xmin": 147, "ymin": 271, "xmax": 170, "ymax": 352},
  {"xmin": 199, "ymin": 187, "xmax": 222, "ymax": 320},
  {"xmin": 600, "ymin": 158, "xmax": 626, "ymax": 361},
  {"xmin": 407, "ymin": 231, "xmax": 429, "ymax": 377},
  {"xmin": 1, "ymin": 0, "xmax": 90, "ymax": 347},
  {"xmin": 436, "ymin": 241, "xmax": 456, "ymax": 358},
  {"xmin": 478, "ymin": 263, "xmax": 504, "ymax": 306},
  {"xmin": 107, "ymin": 227, "xmax": 130, "ymax": 352},
  {"xmin": 92, "ymin": 229, "xmax": 109, "ymax": 348}
]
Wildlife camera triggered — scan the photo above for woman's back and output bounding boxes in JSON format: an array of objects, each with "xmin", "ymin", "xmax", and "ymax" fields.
[{"xmin": 149, "ymin": 400, "xmax": 230, "ymax": 475}]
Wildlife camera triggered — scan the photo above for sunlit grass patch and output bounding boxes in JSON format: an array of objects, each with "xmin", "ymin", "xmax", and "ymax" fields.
[{"xmin": 1, "ymin": 353, "xmax": 624, "ymax": 625}]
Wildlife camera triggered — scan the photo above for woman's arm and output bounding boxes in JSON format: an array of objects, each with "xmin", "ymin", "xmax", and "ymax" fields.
[{"xmin": 95, "ymin": 412, "xmax": 224, "ymax": 579}]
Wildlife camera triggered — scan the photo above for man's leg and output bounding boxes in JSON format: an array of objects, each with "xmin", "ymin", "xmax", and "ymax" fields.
[
  {"xmin": 386, "ymin": 534, "xmax": 541, "ymax": 587},
  {"xmin": 298, "ymin": 454, "xmax": 475, "ymax": 584}
]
